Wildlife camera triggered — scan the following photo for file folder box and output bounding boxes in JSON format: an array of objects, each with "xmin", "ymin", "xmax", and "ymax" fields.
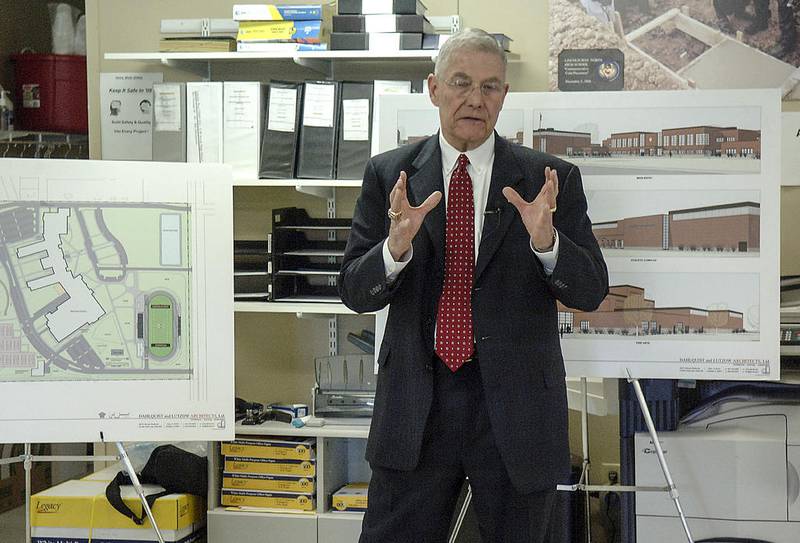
[
  {"xmin": 332, "ymin": 14, "xmax": 432, "ymax": 33},
  {"xmin": 338, "ymin": 0, "xmax": 427, "ymax": 15},
  {"xmin": 330, "ymin": 32, "xmax": 422, "ymax": 51},
  {"xmin": 296, "ymin": 80, "xmax": 340, "ymax": 179},
  {"xmin": 336, "ymin": 81, "xmax": 373, "ymax": 179},
  {"xmin": 152, "ymin": 82, "xmax": 187, "ymax": 162},
  {"xmin": 223, "ymin": 81, "xmax": 265, "ymax": 179},
  {"xmin": 259, "ymin": 81, "xmax": 303, "ymax": 178}
]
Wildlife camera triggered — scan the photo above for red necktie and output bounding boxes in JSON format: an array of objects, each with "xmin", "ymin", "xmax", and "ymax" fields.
[{"xmin": 435, "ymin": 153, "xmax": 474, "ymax": 372}]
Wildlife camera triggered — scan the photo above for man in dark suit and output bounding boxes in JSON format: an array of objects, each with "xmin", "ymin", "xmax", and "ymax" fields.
[{"xmin": 339, "ymin": 28, "xmax": 608, "ymax": 542}]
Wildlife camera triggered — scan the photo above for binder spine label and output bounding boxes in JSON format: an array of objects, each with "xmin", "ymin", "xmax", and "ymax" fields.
[
  {"xmin": 342, "ymin": 99, "xmax": 370, "ymax": 141},
  {"xmin": 267, "ymin": 87, "xmax": 298, "ymax": 132},
  {"xmin": 154, "ymin": 84, "xmax": 182, "ymax": 132},
  {"xmin": 302, "ymin": 84, "xmax": 336, "ymax": 128}
]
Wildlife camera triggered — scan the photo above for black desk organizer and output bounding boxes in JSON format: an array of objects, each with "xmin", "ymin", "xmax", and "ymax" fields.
[{"xmin": 271, "ymin": 207, "xmax": 352, "ymax": 302}]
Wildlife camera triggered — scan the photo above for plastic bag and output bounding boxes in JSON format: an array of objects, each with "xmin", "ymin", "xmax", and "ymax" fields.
[
  {"xmin": 48, "ymin": 3, "xmax": 80, "ymax": 54},
  {"xmin": 73, "ymin": 14, "xmax": 86, "ymax": 56}
]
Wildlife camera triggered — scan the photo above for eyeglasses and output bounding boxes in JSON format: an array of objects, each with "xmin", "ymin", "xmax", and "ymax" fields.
[{"xmin": 444, "ymin": 77, "xmax": 505, "ymax": 98}]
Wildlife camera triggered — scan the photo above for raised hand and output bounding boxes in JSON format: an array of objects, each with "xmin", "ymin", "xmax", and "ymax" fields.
[
  {"xmin": 502, "ymin": 166, "xmax": 559, "ymax": 251},
  {"xmin": 387, "ymin": 171, "xmax": 442, "ymax": 260}
]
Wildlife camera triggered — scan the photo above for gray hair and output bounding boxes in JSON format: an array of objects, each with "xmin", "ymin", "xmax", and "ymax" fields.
[{"xmin": 434, "ymin": 28, "xmax": 507, "ymax": 78}]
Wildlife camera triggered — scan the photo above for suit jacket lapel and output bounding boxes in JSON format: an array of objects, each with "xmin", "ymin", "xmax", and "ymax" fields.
[
  {"xmin": 408, "ymin": 135, "xmax": 445, "ymax": 269},
  {"xmin": 475, "ymin": 135, "xmax": 526, "ymax": 283}
]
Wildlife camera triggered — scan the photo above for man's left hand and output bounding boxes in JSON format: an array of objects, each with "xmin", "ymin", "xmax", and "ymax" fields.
[{"xmin": 503, "ymin": 166, "xmax": 559, "ymax": 251}]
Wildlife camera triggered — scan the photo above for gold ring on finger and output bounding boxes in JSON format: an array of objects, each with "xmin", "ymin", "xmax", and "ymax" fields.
[
  {"xmin": 388, "ymin": 209, "xmax": 403, "ymax": 221},
  {"xmin": 549, "ymin": 206, "xmax": 557, "ymax": 213}
]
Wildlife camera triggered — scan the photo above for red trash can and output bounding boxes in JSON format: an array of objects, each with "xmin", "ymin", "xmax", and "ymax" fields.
[{"xmin": 10, "ymin": 52, "xmax": 88, "ymax": 134}]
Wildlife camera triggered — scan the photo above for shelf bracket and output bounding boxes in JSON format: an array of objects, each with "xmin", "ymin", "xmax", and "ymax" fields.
[
  {"xmin": 292, "ymin": 56, "xmax": 331, "ymax": 77},
  {"xmin": 159, "ymin": 58, "xmax": 212, "ymax": 78},
  {"xmin": 294, "ymin": 185, "xmax": 333, "ymax": 199}
]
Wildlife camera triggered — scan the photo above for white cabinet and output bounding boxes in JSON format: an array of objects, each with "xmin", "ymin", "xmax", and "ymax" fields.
[{"xmin": 208, "ymin": 422, "xmax": 370, "ymax": 542}]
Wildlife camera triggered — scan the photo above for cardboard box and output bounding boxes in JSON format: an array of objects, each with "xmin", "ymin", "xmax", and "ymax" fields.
[
  {"xmin": 223, "ymin": 457, "xmax": 316, "ymax": 477},
  {"xmin": 221, "ymin": 488, "xmax": 315, "ymax": 511},
  {"xmin": 30, "ymin": 480, "xmax": 205, "ymax": 543},
  {"xmin": 221, "ymin": 436, "xmax": 315, "ymax": 460},
  {"xmin": 331, "ymin": 482, "xmax": 368, "ymax": 512},
  {"xmin": 222, "ymin": 472, "xmax": 315, "ymax": 493}
]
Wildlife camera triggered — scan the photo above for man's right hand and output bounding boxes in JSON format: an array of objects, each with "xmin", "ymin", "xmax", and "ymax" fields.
[{"xmin": 387, "ymin": 171, "xmax": 442, "ymax": 261}]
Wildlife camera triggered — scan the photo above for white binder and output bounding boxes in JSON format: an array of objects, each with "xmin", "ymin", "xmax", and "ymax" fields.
[
  {"xmin": 223, "ymin": 81, "xmax": 265, "ymax": 179},
  {"xmin": 187, "ymin": 81, "xmax": 224, "ymax": 163}
]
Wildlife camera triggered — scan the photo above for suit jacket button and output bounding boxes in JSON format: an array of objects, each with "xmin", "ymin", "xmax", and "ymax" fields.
[{"xmin": 425, "ymin": 363, "xmax": 433, "ymax": 371}]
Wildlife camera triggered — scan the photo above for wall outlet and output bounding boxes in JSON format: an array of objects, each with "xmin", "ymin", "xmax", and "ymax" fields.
[{"xmin": 600, "ymin": 462, "xmax": 621, "ymax": 484}]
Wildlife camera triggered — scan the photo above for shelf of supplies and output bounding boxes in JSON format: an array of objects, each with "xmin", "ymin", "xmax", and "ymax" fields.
[
  {"xmin": 234, "ymin": 300, "xmax": 369, "ymax": 315},
  {"xmin": 235, "ymin": 420, "xmax": 370, "ymax": 439},
  {"xmin": 104, "ymin": 50, "xmax": 520, "ymax": 76}
]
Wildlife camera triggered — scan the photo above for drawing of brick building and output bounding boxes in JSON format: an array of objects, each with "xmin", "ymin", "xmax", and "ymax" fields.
[
  {"xmin": 592, "ymin": 202, "xmax": 759, "ymax": 253},
  {"xmin": 556, "ymin": 285, "xmax": 745, "ymax": 335}
]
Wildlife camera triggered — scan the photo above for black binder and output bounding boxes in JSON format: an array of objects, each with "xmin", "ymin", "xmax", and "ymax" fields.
[
  {"xmin": 296, "ymin": 80, "xmax": 340, "ymax": 179},
  {"xmin": 259, "ymin": 81, "xmax": 303, "ymax": 179},
  {"xmin": 336, "ymin": 81, "xmax": 374, "ymax": 180}
]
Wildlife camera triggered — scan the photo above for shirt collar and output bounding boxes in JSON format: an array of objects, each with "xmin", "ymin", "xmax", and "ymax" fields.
[{"xmin": 439, "ymin": 131, "xmax": 495, "ymax": 176}]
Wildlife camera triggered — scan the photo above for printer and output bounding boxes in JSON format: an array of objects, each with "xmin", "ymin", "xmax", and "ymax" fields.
[{"xmin": 635, "ymin": 391, "xmax": 800, "ymax": 541}]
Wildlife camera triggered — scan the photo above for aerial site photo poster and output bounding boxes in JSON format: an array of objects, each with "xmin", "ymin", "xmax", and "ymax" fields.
[{"xmin": 549, "ymin": 0, "xmax": 800, "ymax": 98}]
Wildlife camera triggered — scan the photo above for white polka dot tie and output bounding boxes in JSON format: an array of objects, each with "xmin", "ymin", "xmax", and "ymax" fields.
[{"xmin": 435, "ymin": 153, "xmax": 474, "ymax": 372}]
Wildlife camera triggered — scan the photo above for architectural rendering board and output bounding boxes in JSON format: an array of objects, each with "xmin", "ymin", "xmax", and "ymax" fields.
[
  {"xmin": 378, "ymin": 89, "xmax": 780, "ymax": 379},
  {"xmin": 0, "ymin": 159, "xmax": 234, "ymax": 443}
]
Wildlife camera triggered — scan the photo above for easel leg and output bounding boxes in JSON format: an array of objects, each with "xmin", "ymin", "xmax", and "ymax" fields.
[
  {"xmin": 24, "ymin": 444, "xmax": 31, "ymax": 543},
  {"xmin": 626, "ymin": 371, "xmax": 694, "ymax": 543},
  {"xmin": 448, "ymin": 483, "xmax": 472, "ymax": 543},
  {"xmin": 580, "ymin": 377, "xmax": 592, "ymax": 543},
  {"xmin": 115, "ymin": 442, "xmax": 165, "ymax": 543}
]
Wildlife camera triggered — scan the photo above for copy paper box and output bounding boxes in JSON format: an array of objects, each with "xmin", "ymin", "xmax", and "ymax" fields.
[
  {"xmin": 30, "ymin": 480, "xmax": 205, "ymax": 543},
  {"xmin": 331, "ymin": 482, "xmax": 368, "ymax": 512},
  {"xmin": 221, "ymin": 489, "xmax": 315, "ymax": 511},
  {"xmin": 224, "ymin": 456, "xmax": 317, "ymax": 477},
  {"xmin": 222, "ymin": 472, "xmax": 315, "ymax": 493},
  {"xmin": 222, "ymin": 436, "xmax": 315, "ymax": 460}
]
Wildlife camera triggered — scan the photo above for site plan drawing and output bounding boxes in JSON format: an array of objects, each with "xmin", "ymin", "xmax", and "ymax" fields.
[
  {"xmin": 378, "ymin": 89, "xmax": 781, "ymax": 380},
  {"xmin": 0, "ymin": 159, "xmax": 234, "ymax": 443},
  {"xmin": 0, "ymin": 204, "xmax": 190, "ymax": 381}
]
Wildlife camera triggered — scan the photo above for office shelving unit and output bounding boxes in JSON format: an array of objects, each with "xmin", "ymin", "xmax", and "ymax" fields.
[{"xmin": 102, "ymin": 48, "xmax": 480, "ymax": 543}]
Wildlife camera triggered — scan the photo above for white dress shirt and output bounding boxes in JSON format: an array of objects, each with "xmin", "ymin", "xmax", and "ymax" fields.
[{"xmin": 383, "ymin": 132, "xmax": 559, "ymax": 281}]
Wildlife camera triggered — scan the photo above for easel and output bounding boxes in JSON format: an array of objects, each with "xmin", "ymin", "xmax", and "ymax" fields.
[
  {"xmin": 0, "ymin": 441, "xmax": 166, "ymax": 543},
  {"xmin": 449, "ymin": 372, "xmax": 694, "ymax": 543}
]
